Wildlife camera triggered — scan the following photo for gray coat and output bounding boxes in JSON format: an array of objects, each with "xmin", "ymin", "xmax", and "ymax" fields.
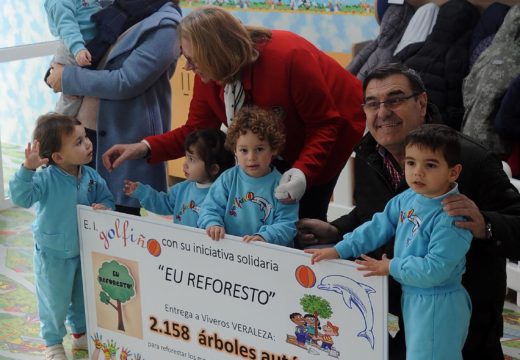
[
  {"xmin": 62, "ymin": 3, "xmax": 181, "ymax": 207},
  {"xmin": 461, "ymin": 5, "xmax": 520, "ymax": 157}
]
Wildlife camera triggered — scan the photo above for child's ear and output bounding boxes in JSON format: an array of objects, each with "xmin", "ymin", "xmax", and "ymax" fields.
[
  {"xmin": 449, "ymin": 163, "xmax": 462, "ymax": 182},
  {"xmin": 51, "ymin": 152, "xmax": 64, "ymax": 164},
  {"xmin": 209, "ymin": 164, "xmax": 220, "ymax": 178}
]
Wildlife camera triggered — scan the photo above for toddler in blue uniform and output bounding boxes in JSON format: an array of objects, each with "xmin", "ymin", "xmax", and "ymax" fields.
[
  {"xmin": 44, "ymin": 0, "xmax": 102, "ymax": 115},
  {"xmin": 124, "ymin": 129, "xmax": 234, "ymax": 227},
  {"xmin": 198, "ymin": 106, "xmax": 299, "ymax": 246},
  {"xmin": 306, "ymin": 124, "xmax": 472, "ymax": 360},
  {"xmin": 9, "ymin": 113, "xmax": 114, "ymax": 360}
]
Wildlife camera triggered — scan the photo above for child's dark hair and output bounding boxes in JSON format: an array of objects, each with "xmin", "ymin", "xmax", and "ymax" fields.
[
  {"xmin": 404, "ymin": 124, "xmax": 461, "ymax": 167},
  {"xmin": 33, "ymin": 113, "xmax": 81, "ymax": 165},
  {"xmin": 184, "ymin": 129, "xmax": 235, "ymax": 181},
  {"xmin": 225, "ymin": 106, "xmax": 285, "ymax": 152}
]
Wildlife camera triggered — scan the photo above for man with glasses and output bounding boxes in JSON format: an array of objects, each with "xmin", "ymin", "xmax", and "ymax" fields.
[{"xmin": 297, "ymin": 63, "xmax": 520, "ymax": 360}]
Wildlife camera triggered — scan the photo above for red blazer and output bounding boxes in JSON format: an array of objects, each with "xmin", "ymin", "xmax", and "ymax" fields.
[{"xmin": 147, "ymin": 30, "xmax": 365, "ymax": 186}]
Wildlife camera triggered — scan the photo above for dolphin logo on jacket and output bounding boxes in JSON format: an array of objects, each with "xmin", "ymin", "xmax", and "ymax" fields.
[
  {"xmin": 251, "ymin": 196, "xmax": 272, "ymax": 223},
  {"xmin": 405, "ymin": 209, "xmax": 422, "ymax": 237},
  {"xmin": 318, "ymin": 275, "xmax": 376, "ymax": 349}
]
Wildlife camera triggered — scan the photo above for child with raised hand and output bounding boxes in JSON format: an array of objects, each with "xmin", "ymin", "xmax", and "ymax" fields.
[
  {"xmin": 198, "ymin": 106, "xmax": 299, "ymax": 246},
  {"xmin": 306, "ymin": 124, "xmax": 472, "ymax": 360},
  {"xmin": 44, "ymin": 0, "xmax": 101, "ymax": 115},
  {"xmin": 9, "ymin": 113, "xmax": 114, "ymax": 360},
  {"xmin": 124, "ymin": 129, "xmax": 235, "ymax": 226}
]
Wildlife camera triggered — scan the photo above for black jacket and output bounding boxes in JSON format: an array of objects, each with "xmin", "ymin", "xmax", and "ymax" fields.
[
  {"xmin": 394, "ymin": 0, "xmax": 479, "ymax": 130},
  {"xmin": 331, "ymin": 132, "xmax": 520, "ymax": 360}
]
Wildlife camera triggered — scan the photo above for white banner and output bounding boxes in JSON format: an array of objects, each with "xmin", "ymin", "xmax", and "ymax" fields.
[{"xmin": 78, "ymin": 205, "xmax": 388, "ymax": 360}]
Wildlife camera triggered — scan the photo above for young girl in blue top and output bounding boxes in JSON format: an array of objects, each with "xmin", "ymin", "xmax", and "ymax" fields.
[
  {"xmin": 9, "ymin": 113, "xmax": 114, "ymax": 360},
  {"xmin": 306, "ymin": 124, "xmax": 472, "ymax": 360},
  {"xmin": 124, "ymin": 129, "xmax": 234, "ymax": 227},
  {"xmin": 198, "ymin": 106, "xmax": 299, "ymax": 246}
]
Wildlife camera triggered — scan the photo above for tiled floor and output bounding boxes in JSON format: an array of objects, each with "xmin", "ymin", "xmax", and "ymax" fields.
[{"xmin": 0, "ymin": 206, "xmax": 519, "ymax": 359}]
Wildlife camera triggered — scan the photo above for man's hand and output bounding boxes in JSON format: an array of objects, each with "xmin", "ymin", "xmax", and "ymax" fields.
[
  {"xmin": 102, "ymin": 142, "xmax": 149, "ymax": 172},
  {"xmin": 24, "ymin": 141, "xmax": 48, "ymax": 170},
  {"xmin": 75, "ymin": 49, "xmax": 92, "ymax": 67},
  {"xmin": 355, "ymin": 254, "xmax": 390, "ymax": 277},
  {"xmin": 46, "ymin": 63, "xmax": 64, "ymax": 92},
  {"xmin": 296, "ymin": 218, "xmax": 341, "ymax": 247},
  {"xmin": 275, "ymin": 168, "xmax": 306, "ymax": 203},
  {"xmin": 304, "ymin": 247, "xmax": 340, "ymax": 264},
  {"xmin": 206, "ymin": 226, "xmax": 225, "ymax": 241},
  {"xmin": 442, "ymin": 193, "xmax": 486, "ymax": 238}
]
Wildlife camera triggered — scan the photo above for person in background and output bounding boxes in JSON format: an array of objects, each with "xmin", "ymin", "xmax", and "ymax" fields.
[
  {"xmin": 100, "ymin": 5, "xmax": 366, "ymax": 223},
  {"xmin": 46, "ymin": 0, "xmax": 182, "ymax": 216},
  {"xmin": 44, "ymin": 0, "xmax": 102, "ymax": 116},
  {"xmin": 124, "ymin": 129, "xmax": 234, "ymax": 226},
  {"xmin": 297, "ymin": 63, "xmax": 520, "ymax": 360},
  {"xmin": 307, "ymin": 124, "xmax": 472, "ymax": 360},
  {"xmin": 9, "ymin": 113, "xmax": 114, "ymax": 360},
  {"xmin": 198, "ymin": 106, "xmax": 298, "ymax": 246}
]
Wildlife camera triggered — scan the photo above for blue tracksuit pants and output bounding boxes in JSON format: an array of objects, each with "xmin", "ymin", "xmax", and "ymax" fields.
[{"xmin": 33, "ymin": 246, "xmax": 86, "ymax": 346}]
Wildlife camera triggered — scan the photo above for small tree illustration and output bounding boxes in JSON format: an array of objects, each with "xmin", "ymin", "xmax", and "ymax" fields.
[
  {"xmin": 98, "ymin": 261, "xmax": 135, "ymax": 331},
  {"xmin": 300, "ymin": 294, "xmax": 333, "ymax": 335}
]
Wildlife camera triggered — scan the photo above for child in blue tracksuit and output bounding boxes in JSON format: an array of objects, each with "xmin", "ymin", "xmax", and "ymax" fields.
[
  {"xmin": 198, "ymin": 106, "xmax": 299, "ymax": 246},
  {"xmin": 9, "ymin": 113, "xmax": 114, "ymax": 360},
  {"xmin": 124, "ymin": 129, "xmax": 234, "ymax": 227},
  {"xmin": 307, "ymin": 124, "xmax": 472, "ymax": 360},
  {"xmin": 44, "ymin": 0, "xmax": 102, "ymax": 115}
]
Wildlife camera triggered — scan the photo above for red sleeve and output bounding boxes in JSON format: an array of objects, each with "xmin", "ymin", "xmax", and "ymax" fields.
[
  {"xmin": 146, "ymin": 76, "xmax": 224, "ymax": 163},
  {"xmin": 287, "ymin": 47, "xmax": 346, "ymax": 183}
]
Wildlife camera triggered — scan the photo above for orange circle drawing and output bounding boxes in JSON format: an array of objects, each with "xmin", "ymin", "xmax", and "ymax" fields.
[
  {"xmin": 295, "ymin": 265, "xmax": 316, "ymax": 288},
  {"xmin": 147, "ymin": 239, "xmax": 161, "ymax": 257}
]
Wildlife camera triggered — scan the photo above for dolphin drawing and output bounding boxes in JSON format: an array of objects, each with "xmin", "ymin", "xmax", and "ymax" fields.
[
  {"xmin": 406, "ymin": 209, "xmax": 422, "ymax": 236},
  {"xmin": 318, "ymin": 275, "xmax": 376, "ymax": 349},
  {"xmin": 251, "ymin": 196, "xmax": 272, "ymax": 223}
]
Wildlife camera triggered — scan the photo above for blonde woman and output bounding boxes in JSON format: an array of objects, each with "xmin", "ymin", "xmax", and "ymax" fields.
[{"xmin": 102, "ymin": 6, "xmax": 365, "ymax": 230}]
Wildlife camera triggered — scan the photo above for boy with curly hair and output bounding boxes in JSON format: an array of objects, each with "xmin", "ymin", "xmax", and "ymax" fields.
[{"xmin": 198, "ymin": 106, "xmax": 298, "ymax": 246}]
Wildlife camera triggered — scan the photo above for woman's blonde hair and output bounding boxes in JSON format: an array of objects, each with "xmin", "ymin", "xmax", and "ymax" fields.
[{"xmin": 178, "ymin": 6, "xmax": 271, "ymax": 84}]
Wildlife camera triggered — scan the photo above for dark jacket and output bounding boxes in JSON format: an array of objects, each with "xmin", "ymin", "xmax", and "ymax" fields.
[
  {"xmin": 86, "ymin": 0, "xmax": 176, "ymax": 68},
  {"xmin": 495, "ymin": 74, "xmax": 520, "ymax": 140},
  {"xmin": 331, "ymin": 131, "xmax": 520, "ymax": 360},
  {"xmin": 347, "ymin": 3, "xmax": 414, "ymax": 82},
  {"xmin": 394, "ymin": 0, "xmax": 479, "ymax": 130}
]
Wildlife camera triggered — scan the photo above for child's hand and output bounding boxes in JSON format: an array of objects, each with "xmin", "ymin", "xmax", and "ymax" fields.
[
  {"xmin": 92, "ymin": 203, "xmax": 108, "ymax": 210},
  {"xmin": 24, "ymin": 141, "xmax": 48, "ymax": 170},
  {"xmin": 304, "ymin": 247, "xmax": 340, "ymax": 265},
  {"xmin": 75, "ymin": 49, "xmax": 92, "ymax": 67},
  {"xmin": 123, "ymin": 180, "xmax": 138, "ymax": 196},
  {"xmin": 243, "ymin": 235, "xmax": 265, "ymax": 243},
  {"xmin": 355, "ymin": 254, "xmax": 390, "ymax": 277},
  {"xmin": 206, "ymin": 226, "xmax": 225, "ymax": 241}
]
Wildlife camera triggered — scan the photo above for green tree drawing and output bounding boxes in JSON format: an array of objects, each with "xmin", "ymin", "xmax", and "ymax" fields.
[
  {"xmin": 98, "ymin": 261, "xmax": 135, "ymax": 331},
  {"xmin": 300, "ymin": 294, "xmax": 333, "ymax": 334}
]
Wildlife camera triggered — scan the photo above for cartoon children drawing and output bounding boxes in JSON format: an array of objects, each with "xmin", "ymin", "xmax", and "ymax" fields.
[
  {"xmin": 289, "ymin": 313, "xmax": 308, "ymax": 347},
  {"xmin": 316, "ymin": 321, "xmax": 339, "ymax": 352},
  {"xmin": 304, "ymin": 314, "xmax": 320, "ymax": 345}
]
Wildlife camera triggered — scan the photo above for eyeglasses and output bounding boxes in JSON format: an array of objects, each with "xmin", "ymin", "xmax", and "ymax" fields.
[
  {"xmin": 180, "ymin": 46, "xmax": 197, "ymax": 70},
  {"xmin": 362, "ymin": 92, "xmax": 421, "ymax": 112}
]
